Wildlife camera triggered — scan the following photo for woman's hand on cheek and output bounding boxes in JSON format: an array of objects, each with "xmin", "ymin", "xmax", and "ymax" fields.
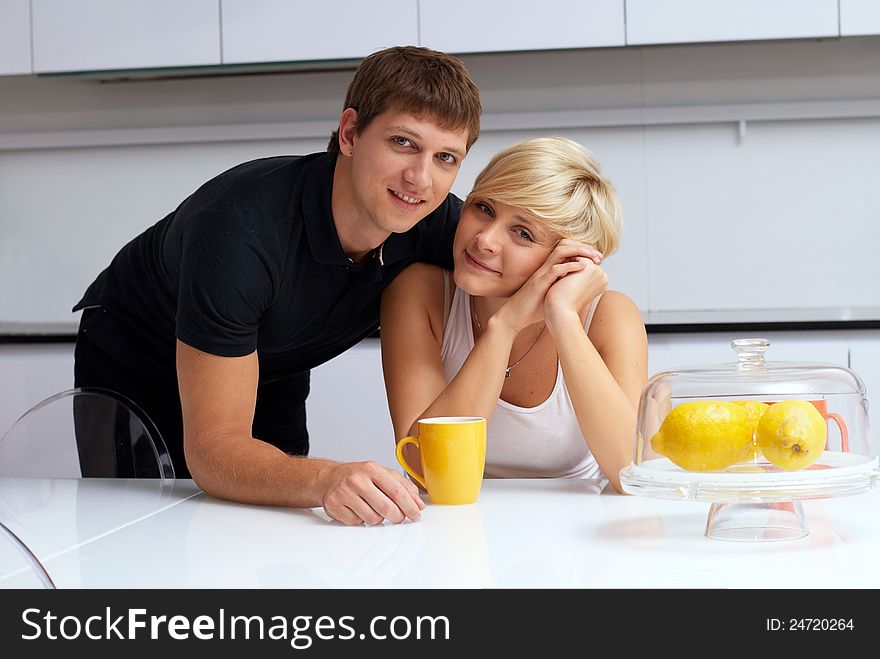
[
  {"xmin": 496, "ymin": 241, "xmax": 602, "ymax": 333},
  {"xmin": 544, "ymin": 256, "xmax": 608, "ymax": 324}
]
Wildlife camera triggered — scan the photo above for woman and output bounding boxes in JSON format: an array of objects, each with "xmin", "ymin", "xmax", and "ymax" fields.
[{"xmin": 380, "ymin": 137, "xmax": 647, "ymax": 492}]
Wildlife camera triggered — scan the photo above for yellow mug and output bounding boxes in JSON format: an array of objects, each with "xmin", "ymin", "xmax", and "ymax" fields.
[{"xmin": 395, "ymin": 416, "xmax": 486, "ymax": 505}]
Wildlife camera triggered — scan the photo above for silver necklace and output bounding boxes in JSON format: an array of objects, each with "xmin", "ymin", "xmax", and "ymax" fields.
[{"xmin": 471, "ymin": 297, "xmax": 546, "ymax": 379}]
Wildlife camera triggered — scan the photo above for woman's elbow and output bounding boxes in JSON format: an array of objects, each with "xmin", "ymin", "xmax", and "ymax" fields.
[{"xmin": 607, "ymin": 478, "xmax": 627, "ymax": 495}]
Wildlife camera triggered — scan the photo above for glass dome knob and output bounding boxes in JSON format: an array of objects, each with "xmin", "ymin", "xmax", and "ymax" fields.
[{"xmin": 731, "ymin": 338, "xmax": 770, "ymax": 368}]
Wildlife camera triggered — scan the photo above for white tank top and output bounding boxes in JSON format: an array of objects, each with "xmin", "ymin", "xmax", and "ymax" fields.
[{"xmin": 439, "ymin": 274, "xmax": 605, "ymax": 480}]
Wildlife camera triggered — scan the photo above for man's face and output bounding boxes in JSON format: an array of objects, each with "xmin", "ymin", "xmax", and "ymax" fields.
[{"xmin": 345, "ymin": 108, "xmax": 470, "ymax": 235}]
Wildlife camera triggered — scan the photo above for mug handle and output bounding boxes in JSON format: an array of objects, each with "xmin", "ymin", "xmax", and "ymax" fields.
[
  {"xmin": 396, "ymin": 436, "xmax": 427, "ymax": 489},
  {"xmin": 823, "ymin": 413, "xmax": 849, "ymax": 453}
]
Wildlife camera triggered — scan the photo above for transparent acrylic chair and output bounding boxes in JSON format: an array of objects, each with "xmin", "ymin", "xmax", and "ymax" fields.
[
  {"xmin": 0, "ymin": 387, "xmax": 175, "ymax": 587},
  {"xmin": 0, "ymin": 387, "xmax": 175, "ymax": 483},
  {"xmin": 0, "ymin": 520, "xmax": 55, "ymax": 588}
]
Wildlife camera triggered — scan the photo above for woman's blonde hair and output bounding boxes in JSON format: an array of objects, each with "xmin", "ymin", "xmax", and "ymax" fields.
[{"xmin": 464, "ymin": 136, "xmax": 622, "ymax": 255}]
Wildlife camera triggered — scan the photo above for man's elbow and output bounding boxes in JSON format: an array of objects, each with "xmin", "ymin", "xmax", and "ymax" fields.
[{"xmin": 182, "ymin": 433, "xmax": 224, "ymax": 494}]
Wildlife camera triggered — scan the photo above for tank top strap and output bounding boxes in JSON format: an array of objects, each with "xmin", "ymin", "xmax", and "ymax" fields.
[
  {"xmin": 442, "ymin": 269, "xmax": 452, "ymax": 328},
  {"xmin": 584, "ymin": 293, "xmax": 604, "ymax": 331}
]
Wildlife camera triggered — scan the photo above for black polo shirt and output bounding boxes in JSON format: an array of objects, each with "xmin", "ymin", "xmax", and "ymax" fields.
[{"xmin": 73, "ymin": 152, "xmax": 459, "ymax": 453}]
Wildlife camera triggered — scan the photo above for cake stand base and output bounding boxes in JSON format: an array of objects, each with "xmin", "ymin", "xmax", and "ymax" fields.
[{"xmin": 705, "ymin": 501, "xmax": 808, "ymax": 541}]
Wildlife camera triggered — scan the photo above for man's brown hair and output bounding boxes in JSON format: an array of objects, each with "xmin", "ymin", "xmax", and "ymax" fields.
[{"xmin": 327, "ymin": 46, "xmax": 481, "ymax": 154}]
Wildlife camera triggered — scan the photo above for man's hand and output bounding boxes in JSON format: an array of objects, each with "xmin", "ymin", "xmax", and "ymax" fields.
[{"xmin": 320, "ymin": 461, "xmax": 425, "ymax": 526}]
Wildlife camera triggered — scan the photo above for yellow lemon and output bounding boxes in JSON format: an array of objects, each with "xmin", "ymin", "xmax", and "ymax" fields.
[
  {"xmin": 650, "ymin": 401, "xmax": 755, "ymax": 472},
  {"xmin": 731, "ymin": 400, "xmax": 770, "ymax": 462},
  {"xmin": 756, "ymin": 400, "xmax": 826, "ymax": 471}
]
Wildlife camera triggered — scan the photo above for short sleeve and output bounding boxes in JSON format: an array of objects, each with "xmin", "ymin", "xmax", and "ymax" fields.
[{"xmin": 175, "ymin": 207, "xmax": 281, "ymax": 357}]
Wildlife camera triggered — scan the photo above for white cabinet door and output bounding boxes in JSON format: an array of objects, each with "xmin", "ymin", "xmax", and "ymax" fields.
[
  {"xmin": 0, "ymin": 345, "xmax": 75, "ymax": 436},
  {"xmin": 305, "ymin": 340, "xmax": 398, "ymax": 469},
  {"xmin": 840, "ymin": 0, "xmax": 880, "ymax": 36},
  {"xmin": 625, "ymin": 0, "xmax": 839, "ymax": 46},
  {"xmin": 419, "ymin": 0, "xmax": 624, "ymax": 54},
  {"xmin": 32, "ymin": 0, "xmax": 221, "ymax": 73},
  {"xmin": 0, "ymin": 0, "xmax": 31, "ymax": 74},
  {"xmin": 642, "ymin": 120, "xmax": 880, "ymax": 313},
  {"xmin": 221, "ymin": 0, "xmax": 418, "ymax": 65}
]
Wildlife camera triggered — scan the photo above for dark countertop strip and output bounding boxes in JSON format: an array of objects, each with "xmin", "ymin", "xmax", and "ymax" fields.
[
  {"xmin": 4, "ymin": 318, "xmax": 880, "ymax": 344},
  {"xmin": 646, "ymin": 319, "xmax": 880, "ymax": 333}
]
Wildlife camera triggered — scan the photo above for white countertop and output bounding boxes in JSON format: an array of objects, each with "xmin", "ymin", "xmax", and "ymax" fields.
[{"xmin": 3, "ymin": 477, "xmax": 880, "ymax": 589}]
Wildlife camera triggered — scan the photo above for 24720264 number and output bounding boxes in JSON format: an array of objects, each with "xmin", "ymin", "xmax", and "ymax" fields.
[{"xmin": 789, "ymin": 619, "xmax": 854, "ymax": 631}]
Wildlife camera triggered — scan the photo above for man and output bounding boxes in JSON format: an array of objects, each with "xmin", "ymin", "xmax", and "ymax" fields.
[{"xmin": 72, "ymin": 46, "xmax": 482, "ymax": 525}]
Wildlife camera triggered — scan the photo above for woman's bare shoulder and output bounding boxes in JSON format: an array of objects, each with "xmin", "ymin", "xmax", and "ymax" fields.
[
  {"xmin": 382, "ymin": 263, "xmax": 448, "ymax": 341},
  {"xmin": 387, "ymin": 262, "xmax": 445, "ymax": 291},
  {"xmin": 589, "ymin": 291, "xmax": 646, "ymax": 346},
  {"xmin": 596, "ymin": 290, "xmax": 640, "ymax": 316}
]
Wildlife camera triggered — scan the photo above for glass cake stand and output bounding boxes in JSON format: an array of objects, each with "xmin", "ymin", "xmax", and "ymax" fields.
[
  {"xmin": 621, "ymin": 338, "xmax": 879, "ymax": 541},
  {"xmin": 620, "ymin": 452, "xmax": 880, "ymax": 540}
]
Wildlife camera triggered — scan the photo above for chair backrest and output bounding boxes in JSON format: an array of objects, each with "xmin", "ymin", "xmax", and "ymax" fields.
[
  {"xmin": 0, "ymin": 387, "xmax": 175, "ymax": 484},
  {"xmin": 0, "ymin": 520, "xmax": 55, "ymax": 589}
]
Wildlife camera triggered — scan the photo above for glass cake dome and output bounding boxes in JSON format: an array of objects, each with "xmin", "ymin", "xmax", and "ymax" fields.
[{"xmin": 619, "ymin": 338, "xmax": 880, "ymax": 541}]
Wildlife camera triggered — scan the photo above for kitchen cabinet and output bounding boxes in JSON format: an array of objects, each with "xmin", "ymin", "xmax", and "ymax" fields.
[
  {"xmin": 306, "ymin": 339, "xmax": 396, "ymax": 467},
  {"xmin": 642, "ymin": 120, "xmax": 880, "ymax": 313},
  {"xmin": 840, "ymin": 0, "xmax": 880, "ymax": 36},
  {"xmin": 625, "ymin": 0, "xmax": 839, "ymax": 46},
  {"xmin": 31, "ymin": 0, "xmax": 221, "ymax": 73},
  {"xmin": 221, "ymin": 0, "xmax": 418, "ymax": 65},
  {"xmin": 0, "ymin": 0, "xmax": 31, "ymax": 74},
  {"xmin": 419, "ymin": 0, "xmax": 624, "ymax": 54},
  {"xmin": 11, "ymin": 0, "xmax": 870, "ymax": 78},
  {"xmin": 0, "ymin": 345, "xmax": 75, "ymax": 437}
]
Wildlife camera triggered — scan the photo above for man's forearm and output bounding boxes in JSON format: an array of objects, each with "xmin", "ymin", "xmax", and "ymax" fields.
[{"xmin": 186, "ymin": 432, "xmax": 338, "ymax": 508}]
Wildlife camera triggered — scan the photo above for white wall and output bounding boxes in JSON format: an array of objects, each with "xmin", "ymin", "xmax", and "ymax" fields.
[{"xmin": 2, "ymin": 37, "xmax": 880, "ymax": 322}]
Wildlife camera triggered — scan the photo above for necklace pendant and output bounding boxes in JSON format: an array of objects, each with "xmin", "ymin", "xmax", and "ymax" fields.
[{"xmin": 504, "ymin": 368, "xmax": 511, "ymax": 379}]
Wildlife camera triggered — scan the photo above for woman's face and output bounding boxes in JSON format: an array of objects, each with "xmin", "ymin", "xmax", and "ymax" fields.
[{"xmin": 452, "ymin": 198, "xmax": 559, "ymax": 298}]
